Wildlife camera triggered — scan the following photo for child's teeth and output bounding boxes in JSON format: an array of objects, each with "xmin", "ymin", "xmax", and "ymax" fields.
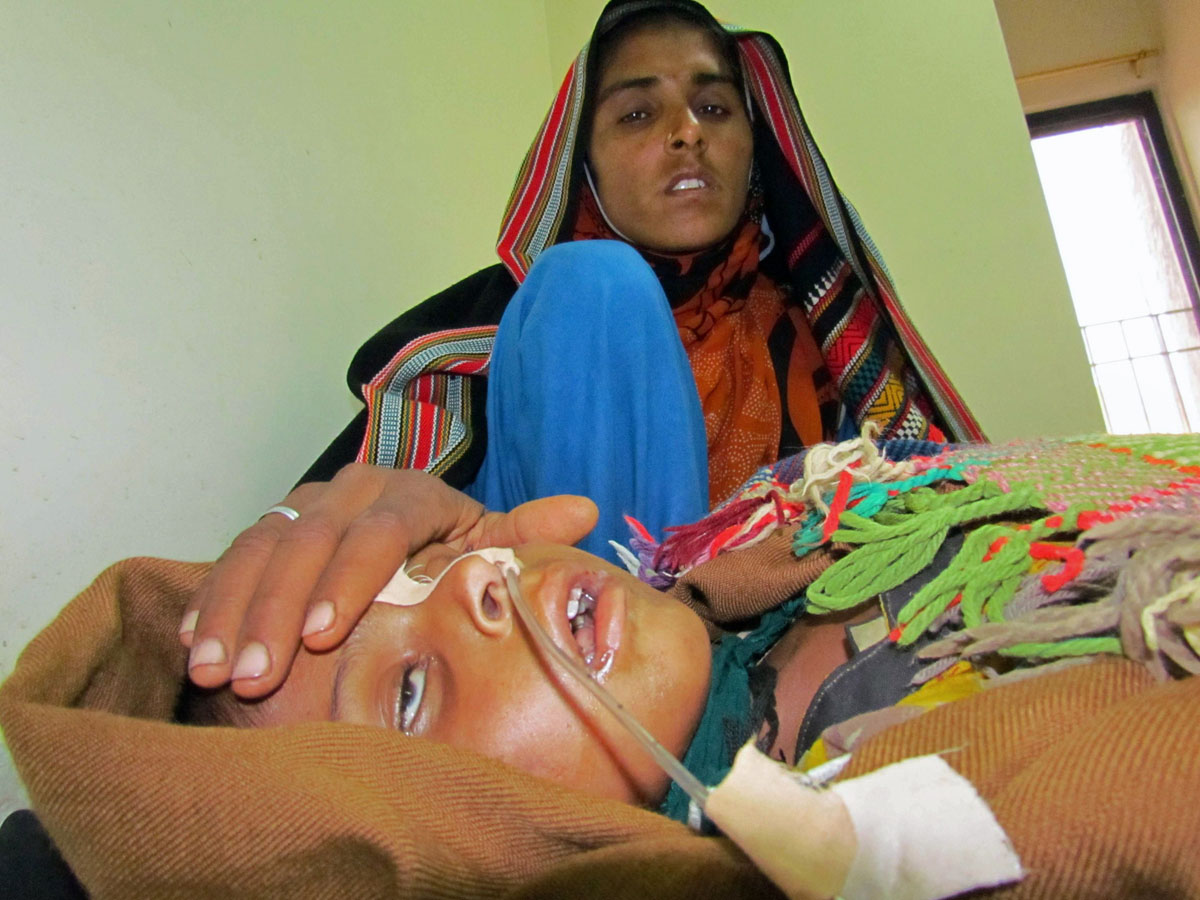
[{"xmin": 566, "ymin": 597, "xmax": 580, "ymax": 619}]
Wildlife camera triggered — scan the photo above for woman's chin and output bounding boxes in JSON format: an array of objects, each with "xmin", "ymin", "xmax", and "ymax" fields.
[{"xmin": 626, "ymin": 213, "xmax": 743, "ymax": 256}]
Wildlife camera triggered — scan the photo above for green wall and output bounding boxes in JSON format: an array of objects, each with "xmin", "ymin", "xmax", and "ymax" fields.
[{"xmin": 0, "ymin": 0, "xmax": 554, "ymax": 816}]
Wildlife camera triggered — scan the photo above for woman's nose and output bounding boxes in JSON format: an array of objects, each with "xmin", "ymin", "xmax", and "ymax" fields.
[
  {"xmin": 666, "ymin": 107, "xmax": 704, "ymax": 151},
  {"xmin": 447, "ymin": 556, "xmax": 515, "ymax": 639}
]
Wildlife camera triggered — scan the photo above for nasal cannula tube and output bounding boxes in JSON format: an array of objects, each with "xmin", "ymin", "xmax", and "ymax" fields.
[{"xmin": 503, "ymin": 569, "xmax": 711, "ymax": 810}]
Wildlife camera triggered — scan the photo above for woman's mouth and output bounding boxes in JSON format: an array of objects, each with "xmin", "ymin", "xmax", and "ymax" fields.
[{"xmin": 666, "ymin": 172, "xmax": 711, "ymax": 193}]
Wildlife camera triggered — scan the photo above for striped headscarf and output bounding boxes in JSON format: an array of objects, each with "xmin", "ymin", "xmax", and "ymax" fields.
[{"xmin": 355, "ymin": 0, "xmax": 983, "ymax": 494}]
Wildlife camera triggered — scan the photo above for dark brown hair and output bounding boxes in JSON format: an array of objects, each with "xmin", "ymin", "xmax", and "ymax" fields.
[{"xmin": 174, "ymin": 678, "xmax": 262, "ymax": 728}]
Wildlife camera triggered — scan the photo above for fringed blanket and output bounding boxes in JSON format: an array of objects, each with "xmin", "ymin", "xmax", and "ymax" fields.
[{"xmin": 632, "ymin": 433, "xmax": 1200, "ymax": 686}]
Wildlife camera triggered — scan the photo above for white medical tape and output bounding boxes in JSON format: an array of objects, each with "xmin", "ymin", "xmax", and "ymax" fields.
[
  {"xmin": 831, "ymin": 754, "xmax": 1024, "ymax": 900},
  {"xmin": 372, "ymin": 548, "xmax": 519, "ymax": 607}
]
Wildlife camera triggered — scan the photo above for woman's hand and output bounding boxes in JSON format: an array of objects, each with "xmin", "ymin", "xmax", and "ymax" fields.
[{"xmin": 179, "ymin": 463, "xmax": 598, "ymax": 699}]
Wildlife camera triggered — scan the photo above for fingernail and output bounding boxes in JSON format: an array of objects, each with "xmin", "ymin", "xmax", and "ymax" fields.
[
  {"xmin": 232, "ymin": 641, "xmax": 270, "ymax": 681},
  {"xmin": 189, "ymin": 637, "xmax": 226, "ymax": 669},
  {"xmin": 302, "ymin": 601, "xmax": 335, "ymax": 636},
  {"xmin": 178, "ymin": 609, "xmax": 199, "ymax": 637}
]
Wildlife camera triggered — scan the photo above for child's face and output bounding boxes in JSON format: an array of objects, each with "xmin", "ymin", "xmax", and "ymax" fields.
[{"xmin": 243, "ymin": 543, "xmax": 712, "ymax": 805}]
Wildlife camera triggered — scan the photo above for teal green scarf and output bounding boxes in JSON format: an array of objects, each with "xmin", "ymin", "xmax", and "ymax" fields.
[{"xmin": 660, "ymin": 594, "xmax": 806, "ymax": 823}]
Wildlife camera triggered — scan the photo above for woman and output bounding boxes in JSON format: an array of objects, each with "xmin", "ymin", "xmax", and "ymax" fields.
[{"xmin": 181, "ymin": 0, "xmax": 983, "ymax": 703}]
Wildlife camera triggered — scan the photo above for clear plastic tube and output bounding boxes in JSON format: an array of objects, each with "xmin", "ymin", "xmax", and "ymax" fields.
[{"xmin": 503, "ymin": 569, "xmax": 710, "ymax": 810}]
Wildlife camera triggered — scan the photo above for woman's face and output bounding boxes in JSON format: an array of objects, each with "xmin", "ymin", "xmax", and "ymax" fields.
[
  {"xmin": 243, "ymin": 543, "xmax": 712, "ymax": 806},
  {"xmin": 588, "ymin": 22, "xmax": 753, "ymax": 254}
]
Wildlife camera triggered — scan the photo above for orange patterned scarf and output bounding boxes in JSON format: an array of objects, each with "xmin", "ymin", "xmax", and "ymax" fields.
[{"xmin": 574, "ymin": 185, "xmax": 829, "ymax": 505}]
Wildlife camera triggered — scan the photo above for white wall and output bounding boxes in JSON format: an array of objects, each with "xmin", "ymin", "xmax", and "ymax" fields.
[
  {"xmin": 719, "ymin": 0, "xmax": 1101, "ymax": 441},
  {"xmin": 994, "ymin": 0, "xmax": 1161, "ymax": 78},
  {"xmin": 0, "ymin": 0, "xmax": 552, "ymax": 819}
]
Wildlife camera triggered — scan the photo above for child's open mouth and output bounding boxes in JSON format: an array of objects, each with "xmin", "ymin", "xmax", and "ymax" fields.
[
  {"xmin": 562, "ymin": 575, "xmax": 625, "ymax": 677},
  {"xmin": 566, "ymin": 585, "xmax": 597, "ymax": 661}
]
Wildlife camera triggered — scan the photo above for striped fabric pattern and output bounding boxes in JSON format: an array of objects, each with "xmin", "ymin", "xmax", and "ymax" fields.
[
  {"xmin": 496, "ymin": 55, "xmax": 590, "ymax": 282},
  {"xmin": 358, "ymin": 327, "xmax": 495, "ymax": 474},
  {"xmin": 739, "ymin": 33, "xmax": 980, "ymax": 440}
]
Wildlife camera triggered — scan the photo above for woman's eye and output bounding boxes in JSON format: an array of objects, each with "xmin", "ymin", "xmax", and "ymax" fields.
[
  {"xmin": 697, "ymin": 103, "xmax": 729, "ymax": 118},
  {"xmin": 396, "ymin": 664, "xmax": 426, "ymax": 734},
  {"xmin": 618, "ymin": 109, "xmax": 649, "ymax": 124}
]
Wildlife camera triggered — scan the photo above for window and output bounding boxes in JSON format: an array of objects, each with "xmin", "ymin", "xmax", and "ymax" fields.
[{"xmin": 1029, "ymin": 92, "xmax": 1200, "ymax": 433}]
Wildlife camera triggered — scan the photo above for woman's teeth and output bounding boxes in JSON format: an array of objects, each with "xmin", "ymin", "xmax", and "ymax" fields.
[{"xmin": 671, "ymin": 177, "xmax": 706, "ymax": 191}]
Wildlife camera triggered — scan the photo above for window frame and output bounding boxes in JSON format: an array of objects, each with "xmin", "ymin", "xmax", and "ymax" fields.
[{"xmin": 1027, "ymin": 91, "xmax": 1200, "ymax": 317}]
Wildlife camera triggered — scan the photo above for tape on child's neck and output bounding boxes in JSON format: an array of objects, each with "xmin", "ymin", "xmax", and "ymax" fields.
[{"xmin": 373, "ymin": 548, "xmax": 520, "ymax": 607}]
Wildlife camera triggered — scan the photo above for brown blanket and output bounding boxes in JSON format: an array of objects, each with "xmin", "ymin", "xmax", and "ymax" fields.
[{"xmin": 3, "ymin": 535, "xmax": 1199, "ymax": 898}]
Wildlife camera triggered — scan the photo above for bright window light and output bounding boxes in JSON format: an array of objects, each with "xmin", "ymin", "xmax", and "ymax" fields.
[{"xmin": 1029, "ymin": 93, "xmax": 1200, "ymax": 434}]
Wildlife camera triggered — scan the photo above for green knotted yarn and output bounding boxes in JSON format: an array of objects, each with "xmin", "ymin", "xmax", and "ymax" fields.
[
  {"xmin": 792, "ymin": 466, "xmax": 965, "ymax": 550},
  {"xmin": 805, "ymin": 481, "xmax": 1042, "ymax": 620},
  {"xmin": 1000, "ymin": 637, "xmax": 1123, "ymax": 659},
  {"xmin": 893, "ymin": 513, "xmax": 1074, "ymax": 645}
]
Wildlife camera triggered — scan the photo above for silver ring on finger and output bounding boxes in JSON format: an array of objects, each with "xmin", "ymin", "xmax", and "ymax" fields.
[{"xmin": 261, "ymin": 504, "xmax": 300, "ymax": 522}]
